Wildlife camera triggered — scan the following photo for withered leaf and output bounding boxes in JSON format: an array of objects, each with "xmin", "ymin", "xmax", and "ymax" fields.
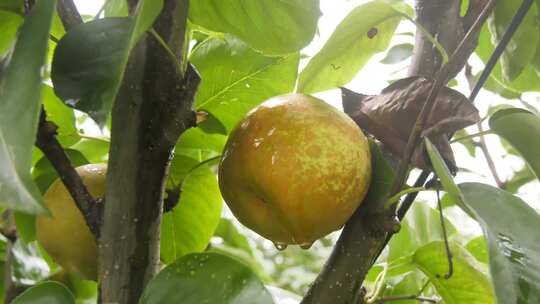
[{"xmin": 342, "ymin": 76, "xmax": 480, "ymax": 172}]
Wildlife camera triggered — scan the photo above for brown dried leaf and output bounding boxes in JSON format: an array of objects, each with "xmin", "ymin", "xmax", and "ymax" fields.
[{"xmin": 342, "ymin": 76, "xmax": 480, "ymax": 171}]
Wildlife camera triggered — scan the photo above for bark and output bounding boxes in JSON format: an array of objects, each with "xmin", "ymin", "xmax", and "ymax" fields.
[
  {"xmin": 98, "ymin": 1, "xmax": 198, "ymax": 303},
  {"xmin": 301, "ymin": 1, "xmax": 492, "ymax": 303}
]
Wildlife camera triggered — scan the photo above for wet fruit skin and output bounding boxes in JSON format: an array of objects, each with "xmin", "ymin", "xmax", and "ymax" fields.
[
  {"xmin": 219, "ymin": 94, "xmax": 372, "ymax": 246},
  {"xmin": 36, "ymin": 164, "xmax": 106, "ymax": 281}
]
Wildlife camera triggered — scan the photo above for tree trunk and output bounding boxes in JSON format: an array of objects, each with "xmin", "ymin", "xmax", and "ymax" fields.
[{"xmin": 98, "ymin": 1, "xmax": 197, "ymax": 303}]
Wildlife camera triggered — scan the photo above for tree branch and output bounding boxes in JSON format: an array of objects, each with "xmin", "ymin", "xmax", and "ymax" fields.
[
  {"xmin": 35, "ymin": 110, "xmax": 102, "ymax": 236},
  {"xmin": 56, "ymin": 0, "xmax": 82, "ymax": 30},
  {"xmin": 301, "ymin": 1, "xmax": 495, "ymax": 303},
  {"xmin": 98, "ymin": 0, "xmax": 198, "ymax": 302}
]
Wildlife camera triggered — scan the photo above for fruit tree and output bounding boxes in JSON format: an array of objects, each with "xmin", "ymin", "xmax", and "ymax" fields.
[{"xmin": 0, "ymin": 0, "xmax": 540, "ymax": 303}]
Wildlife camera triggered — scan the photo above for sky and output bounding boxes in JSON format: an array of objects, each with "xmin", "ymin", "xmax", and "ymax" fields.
[{"xmin": 72, "ymin": 0, "xmax": 540, "ymax": 215}]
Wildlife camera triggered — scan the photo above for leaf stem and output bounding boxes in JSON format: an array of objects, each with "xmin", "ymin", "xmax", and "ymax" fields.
[
  {"xmin": 449, "ymin": 129, "xmax": 493, "ymax": 143},
  {"xmin": 149, "ymin": 28, "xmax": 183, "ymax": 75},
  {"xmin": 383, "ymin": 187, "xmax": 431, "ymax": 209}
]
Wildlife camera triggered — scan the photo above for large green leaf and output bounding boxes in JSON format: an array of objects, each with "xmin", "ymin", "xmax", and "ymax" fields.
[
  {"xmin": 489, "ymin": 108, "xmax": 540, "ymax": 180},
  {"xmin": 466, "ymin": 236, "xmax": 489, "ymax": 264},
  {"xmin": 71, "ymin": 138, "xmax": 110, "ymax": 164},
  {"xmin": 176, "ymin": 127, "xmax": 226, "ymax": 158},
  {"xmin": 297, "ymin": 1, "xmax": 402, "ymax": 93},
  {"xmin": 0, "ymin": 0, "xmax": 55, "ymax": 214},
  {"xmin": 189, "ymin": 0, "xmax": 319, "ymax": 56},
  {"xmin": 160, "ymin": 156, "xmax": 222, "ymax": 263},
  {"xmin": 140, "ymin": 252, "xmax": 274, "ymax": 304},
  {"xmin": 476, "ymin": 24, "xmax": 540, "ymax": 93},
  {"xmin": 487, "ymin": 0, "xmax": 539, "ymax": 81},
  {"xmin": 12, "ymin": 281, "xmax": 75, "ymax": 304},
  {"xmin": 42, "ymin": 85, "xmax": 79, "ymax": 147},
  {"xmin": 388, "ymin": 202, "xmax": 457, "ymax": 262},
  {"xmin": 51, "ymin": 0, "xmax": 163, "ymax": 126},
  {"xmin": 191, "ymin": 35, "xmax": 299, "ymax": 132},
  {"xmin": 0, "ymin": 10, "xmax": 22, "ymax": 55},
  {"xmin": 460, "ymin": 183, "xmax": 540, "ymax": 304},
  {"xmin": 413, "ymin": 241, "xmax": 494, "ymax": 304}
]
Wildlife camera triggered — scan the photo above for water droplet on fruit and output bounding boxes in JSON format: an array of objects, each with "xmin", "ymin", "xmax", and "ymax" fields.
[
  {"xmin": 274, "ymin": 242, "xmax": 288, "ymax": 251},
  {"xmin": 299, "ymin": 242, "xmax": 314, "ymax": 250}
]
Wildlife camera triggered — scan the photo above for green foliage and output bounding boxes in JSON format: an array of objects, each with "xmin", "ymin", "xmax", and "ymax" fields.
[
  {"xmin": 160, "ymin": 157, "xmax": 222, "ymax": 263},
  {"xmin": 488, "ymin": 0, "xmax": 539, "ymax": 82},
  {"xmin": 298, "ymin": 0, "xmax": 403, "ymax": 93},
  {"xmin": 0, "ymin": 0, "xmax": 55, "ymax": 214},
  {"xmin": 140, "ymin": 252, "xmax": 274, "ymax": 304},
  {"xmin": 489, "ymin": 108, "xmax": 540, "ymax": 180},
  {"xmin": 191, "ymin": 35, "xmax": 299, "ymax": 132},
  {"xmin": 51, "ymin": 0, "xmax": 162, "ymax": 126},
  {"xmin": 12, "ymin": 281, "xmax": 74, "ymax": 304},
  {"xmin": 460, "ymin": 183, "xmax": 540, "ymax": 304},
  {"xmin": 413, "ymin": 241, "xmax": 494, "ymax": 304},
  {"xmin": 2, "ymin": 0, "xmax": 540, "ymax": 303},
  {"xmin": 189, "ymin": 0, "xmax": 320, "ymax": 56}
]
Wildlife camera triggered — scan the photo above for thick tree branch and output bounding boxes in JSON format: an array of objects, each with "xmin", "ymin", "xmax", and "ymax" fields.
[
  {"xmin": 98, "ymin": 0, "xmax": 198, "ymax": 303},
  {"xmin": 56, "ymin": 0, "xmax": 82, "ymax": 30},
  {"xmin": 301, "ymin": 1, "xmax": 495, "ymax": 303}
]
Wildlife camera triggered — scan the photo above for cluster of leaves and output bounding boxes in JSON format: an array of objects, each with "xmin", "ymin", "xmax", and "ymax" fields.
[{"xmin": 0, "ymin": 0, "xmax": 540, "ymax": 303}]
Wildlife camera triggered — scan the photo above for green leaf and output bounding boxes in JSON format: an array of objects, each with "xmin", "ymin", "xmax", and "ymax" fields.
[
  {"xmin": 381, "ymin": 271, "xmax": 427, "ymax": 304},
  {"xmin": 51, "ymin": 18, "xmax": 131, "ymax": 125},
  {"xmin": 71, "ymin": 138, "xmax": 110, "ymax": 164},
  {"xmin": 189, "ymin": 0, "xmax": 319, "ymax": 55},
  {"xmin": 380, "ymin": 43, "xmax": 413, "ymax": 64},
  {"xmin": 160, "ymin": 157, "xmax": 222, "ymax": 263},
  {"xmin": 140, "ymin": 252, "xmax": 274, "ymax": 304},
  {"xmin": 0, "ymin": 10, "xmax": 23, "ymax": 55},
  {"xmin": 42, "ymin": 85, "xmax": 79, "ymax": 147},
  {"xmin": 388, "ymin": 202, "xmax": 456, "ymax": 262},
  {"xmin": 14, "ymin": 211, "xmax": 35, "ymax": 243},
  {"xmin": 51, "ymin": 0, "xmax": 163, "ymax": 126},
  {"xmin": 476, "ymin": 24, "xmax": 540, "ymax": 93},
  {"xmin": 0, "ymin": 0, "xmax": 56, "ymax": 214},
  {"xmin": 425, "ymin": 138, "xmax": 465, "ymax": 206},
  {"xmin": 192, "ymin": 36, "xmax": 299, "ymax": 132},
  {"xmin": 176, "ymin": 127, "xmax": 226, "ymax": 159},
  {"xmin": 105, "ymin": 0, "xmax": 128, "ymax": 17},
  {"xmin": 489, "ymin": 108, "xmax": 540, "ymax": 180},
  {"xmin": 413, "ymin": 241, "xmax": 494, "ymax": 304},
  {"xmin": 487, "ymin": 0, "xmax": 539, "ymax": 81},
  {"xmin": 298, "ymin": 1, "xmax": 402, "ymax": 93},
  {"xmin": 460, "ymin": 183, "xmax": 540, "ymax": 304},
  {"xmin": 504, "ymin": 166, "xmax": 536, "ymax": 193},
  {"xmin": 466, "ymin": 236, "xmax": 488, "ymax": 264},
  {"xmin": 12, "ymin": 281, "xmax": 75, "ymax": 304},
  {"xmin": 214, "ymin": 218, "xmax": 253, "ymax": 256}
]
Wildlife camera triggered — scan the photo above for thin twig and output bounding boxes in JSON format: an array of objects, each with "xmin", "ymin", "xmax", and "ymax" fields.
[
  {"xmin": 35, "ymin": 109, "xmax": 101, "ymax": 237},
  {"xmin": 464, "ymin": 65, "xmax": 505, "ymax": 187},
  {"xmin": 435, "ymin": 186, "xmax": 453, "ymax": 279}
]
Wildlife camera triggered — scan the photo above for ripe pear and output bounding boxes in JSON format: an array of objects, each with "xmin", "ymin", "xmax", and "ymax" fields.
[
  {"xmin": 36, "ymin": 164, "xmax": 106, "ymax": 280},
  {"xmin": 218, "ymin": 94, "xmax": 371, "ymax": 248}
]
